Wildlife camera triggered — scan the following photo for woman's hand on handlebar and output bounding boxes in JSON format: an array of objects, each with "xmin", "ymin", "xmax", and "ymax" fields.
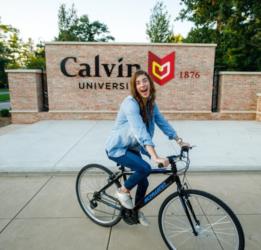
[
  {"xmin": 175, "ymin": 136, "xmax": 190, "ymax": 148},
  {"xmin": 145, "ymin": 145, "xmax": 169, "ymax": 167},
  {"xmin": 153, "ymin": 157, "xmax": 169, "ymax": 168},
  {"xmin": 180, "ymin": 141, "xmax": 191, "ymax": 148}
]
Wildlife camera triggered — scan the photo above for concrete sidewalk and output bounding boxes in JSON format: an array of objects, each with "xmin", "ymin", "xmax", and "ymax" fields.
[
  {"xmin": 1, "ymin": 120, "xmax": 260, "ymax": 249},
  {"xmin": 0, "ymin": 120, "xmax": 261, "ymax": 173},
  {"xmin": 0, "ymin": 102, "xmax": 10, "ymax": 110},
  {"xmin": 0, "ymin": 172, "xmax": 260, "ymax": 250}
]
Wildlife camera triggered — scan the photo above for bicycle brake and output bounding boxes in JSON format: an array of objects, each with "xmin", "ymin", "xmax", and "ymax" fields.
[{"xmin": 183, "ymin": 182, "xmax": 189, "ymax": 190}]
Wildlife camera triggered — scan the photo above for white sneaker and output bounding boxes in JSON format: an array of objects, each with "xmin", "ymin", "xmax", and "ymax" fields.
[
  {"xmin": 138, "ymin": 211, "xmax": 150, "ymax": 226},
  {"xmin": 115, "ymin": 189, "xmax": 134, "ymax": 209}
]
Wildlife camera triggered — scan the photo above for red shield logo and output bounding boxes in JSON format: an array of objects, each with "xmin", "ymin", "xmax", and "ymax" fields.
[{"xmin": 148, "ymin": 51, "xmax": 175, "ymax": 86}]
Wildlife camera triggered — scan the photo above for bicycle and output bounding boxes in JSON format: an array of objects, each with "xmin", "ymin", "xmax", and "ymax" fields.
[{"xmin": 76, "ymin": 146, "xmax": 245, "ymax": 250}]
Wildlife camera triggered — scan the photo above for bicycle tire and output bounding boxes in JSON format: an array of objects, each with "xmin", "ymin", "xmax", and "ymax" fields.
[
  {"xmin": 76, "ymin": 164, "xmax": 122, "ymax": 227},
  {"xmin": 159, "ymin": 189, "xmax": 245, "ymax": 250}
]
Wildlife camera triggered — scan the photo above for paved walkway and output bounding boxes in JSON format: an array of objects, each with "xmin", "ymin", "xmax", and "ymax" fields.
[
  {"xmin": 0, "ymin": 121, "xmax": 260, "ymax": 249},
  {"xmin": 0, "ymin": 120, "xmax": 261, "ymax": 173},
  {"xmin": 0, "ymin": 90, "xmax": 10, "ymax": 110},
  {"xmin": 0, "ymin": 102, "xmax": 10, "ymax": 110},
  {"xmin": 0, "ymin": 172, "xmax": 260, "ymax": 250}
]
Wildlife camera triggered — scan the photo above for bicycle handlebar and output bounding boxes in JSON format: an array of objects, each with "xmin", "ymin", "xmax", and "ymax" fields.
[{"xmin": 158, "ymin": 145, "xmax": 195, "ymax": 169}]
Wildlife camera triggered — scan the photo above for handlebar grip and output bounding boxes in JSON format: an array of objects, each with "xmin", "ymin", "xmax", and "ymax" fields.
[
  {"xmin": 180, "ymin": 146, "xmax": 190, "ymax": 159},
  {"xmin": 158, "ymin": 163, "xmax": 164, "ymax": 168},
  {"xmin": 181, "ymin": 145, "xmax": 190, "ymax": 152}
]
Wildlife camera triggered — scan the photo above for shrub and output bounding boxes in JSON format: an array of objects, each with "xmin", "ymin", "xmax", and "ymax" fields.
[{"xmin": 0, "ymin": 109, "xmax": 10, "ymax": 117}]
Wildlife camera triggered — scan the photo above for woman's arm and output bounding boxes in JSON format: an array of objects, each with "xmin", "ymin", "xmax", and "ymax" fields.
[
  {"xmin": 154, "ymin": 103, "xmax": 188, "ymax": 147},
  {"xmin": 145, "ymin": 145, "xmax": 169, "ymax": 167},
  {"xmin": 154, "ymin": 103, "xmax": 177, "ymax": 139}
]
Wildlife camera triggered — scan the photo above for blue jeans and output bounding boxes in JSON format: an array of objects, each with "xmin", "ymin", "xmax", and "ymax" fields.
[{"xmin": 107, "ymin": 150, "xmax": 151, "ymax": 205}]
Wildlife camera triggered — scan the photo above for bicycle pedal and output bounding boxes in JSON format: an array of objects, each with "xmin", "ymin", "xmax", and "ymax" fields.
[
  {"xmin": 90, "ymin": 201, "xmax": 97, "ymax": 209},
  {"xmin": 121, "ymin": 209, "xmax": 139, "ymax": 225}
]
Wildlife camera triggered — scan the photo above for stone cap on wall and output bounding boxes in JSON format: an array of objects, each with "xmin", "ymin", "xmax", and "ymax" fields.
[
  {"xmin": 219, "ymin": 71, "xmax": 261, "ymax": 75},
  {"xmin": 45, "ymin": 41, "xmax": 217, "ymax": 47},
  {"xmin": 48, "ymin": 110, "xmax": 212, "ymax": 113},
  {"xmin": 5, "ymin": 69, "xmax": 43, "ymax": 73}
]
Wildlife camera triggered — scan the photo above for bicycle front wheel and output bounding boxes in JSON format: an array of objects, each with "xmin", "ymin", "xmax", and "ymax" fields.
[
  {"xmin": 76, "ymin": 164, "xmax": 122, "ymax": 227},
  {"xmin": 159, "ymin": 189, "xmax": 244, "ymax": 250}
]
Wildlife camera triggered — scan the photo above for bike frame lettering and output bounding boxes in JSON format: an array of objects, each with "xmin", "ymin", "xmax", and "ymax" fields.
[{"xmin": 135, "ymin": 174, "xmax": 176, "ymax": 210}]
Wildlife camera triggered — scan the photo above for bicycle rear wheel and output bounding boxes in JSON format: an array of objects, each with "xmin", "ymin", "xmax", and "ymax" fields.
[
  {"xmin": 76, "ymin": 164, "xmax": 122, "ymax": 227},
  {"xmin": 159, "ymin": 189, "xmax": 244, "ymax": 250}
]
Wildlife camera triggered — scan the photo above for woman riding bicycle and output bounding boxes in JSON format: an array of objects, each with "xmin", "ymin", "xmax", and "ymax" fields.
[{"xmin": 106, "ymin": 69, "xmax": 189, "ymax": 226}]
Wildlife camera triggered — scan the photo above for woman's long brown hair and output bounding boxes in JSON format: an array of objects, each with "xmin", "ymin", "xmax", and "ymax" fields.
[{"xmin": 130, "ymin": 70, "xmax": 156, "ymax": 126}]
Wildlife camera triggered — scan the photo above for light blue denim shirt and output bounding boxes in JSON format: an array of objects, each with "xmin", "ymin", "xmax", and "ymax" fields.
[{"xmin": 105, "ymin": 96, "xmax": 177, "ymax": 158}]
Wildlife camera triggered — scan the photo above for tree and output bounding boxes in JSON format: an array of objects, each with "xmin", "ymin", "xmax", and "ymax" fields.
[
  {"xmin": 56, "ymin": 3, "xmax": 115, "ymax": 42},
  {"xmin": 169, "ymin": 33, "xmax": 184, "ymax": 43},
  {"xmin": 24, "ymin": 41, "xmax": 45, "ymax": 69},
  {"xmin": 0, "ymin": 18, "xmax": 46, "ymax": 87},
  {"xmin": 0, "ymin": 20, "xmax": 20, "ymax": 87},
  {"xmin": 5, "ymin": 32, "xmax": 45, "ymax": 70},
  {"xmin": 146, "ymin": 1, "xmax": 173, "ymax": 43},
  {"xmin": 6, "ymin": 32, "xmax": 24, "ymax": 68},
  {"xmin": 178, "ymin": 0, "xmax": 261, "ymax": 70},
  {"xmin": 57, "ymin": 3, "xmax": 78, "ymax": 41}
]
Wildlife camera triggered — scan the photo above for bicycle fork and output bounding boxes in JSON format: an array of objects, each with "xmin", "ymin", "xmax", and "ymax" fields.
[{"xmin": 177, "ymin": 180, "xmax": 200, "ymax": 236}]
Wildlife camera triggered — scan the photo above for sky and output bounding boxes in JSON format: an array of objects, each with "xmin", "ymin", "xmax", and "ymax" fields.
[{"xmin": 0, "ymin": 0, "xmax": 194, "ymax": 43}]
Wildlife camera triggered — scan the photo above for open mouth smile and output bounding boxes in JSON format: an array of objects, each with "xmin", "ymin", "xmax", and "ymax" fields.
[{"xmin": 140, "ymin": 88, "xmax": 148, "ymax": 93}]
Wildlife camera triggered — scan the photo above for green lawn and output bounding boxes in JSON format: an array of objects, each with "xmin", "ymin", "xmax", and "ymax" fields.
[
  {"xmin": 0, "ymin": 93, "xmax": 10, "ymax": 102},
  {"xmin": 0, "ymin": 88, "xmax": 9, "ymax": 93}
]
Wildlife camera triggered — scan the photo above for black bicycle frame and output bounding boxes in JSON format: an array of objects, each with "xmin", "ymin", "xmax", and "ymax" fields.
[
  {"xmin": 93, "ymin": 167, "xmax": 180, "ymax": 210},
  {"xmin": 92, "ymin": 163, "xmax": 199, "ymax": 235},
  {"xmin": 134, "ymin": 170, "xmax": 178, "ymax": 210}
]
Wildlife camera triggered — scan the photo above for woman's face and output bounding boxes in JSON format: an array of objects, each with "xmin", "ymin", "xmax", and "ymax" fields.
[{"xmin": 135, "ymin": 74, "xmax": 150, "ymax": 98}]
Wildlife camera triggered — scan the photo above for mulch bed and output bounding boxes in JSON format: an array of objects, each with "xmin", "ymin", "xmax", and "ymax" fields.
[{"xmin": 0, "ymin": 117, "xmax": 11, "ymax": 128}]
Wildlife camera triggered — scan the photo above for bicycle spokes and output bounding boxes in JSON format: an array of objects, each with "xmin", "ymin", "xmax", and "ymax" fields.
[{"xmin": 159, "ymin": 190, "xmax": 244, "ymax": 250}]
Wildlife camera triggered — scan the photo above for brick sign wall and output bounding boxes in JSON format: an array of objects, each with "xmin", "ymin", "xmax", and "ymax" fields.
[
  {"xmin": 7, "ymin": 42, "xmax": 260, "ymax": 123},
  {"xmin": 45, "ymin": 42, "xmax": 216, "ymax": 118}
]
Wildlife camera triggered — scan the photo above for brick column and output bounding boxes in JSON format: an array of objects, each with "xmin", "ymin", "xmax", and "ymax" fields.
[
  {"xmin": 218, "ymin": 72, "xmax": 261, "ymax": 120},
  {"xmin": 5, "ymin": 70, "xmax": 44, "ymax": 123},
  {"xmin": 257, "ymin": 93, "xmax": 261, "ymax": 121}
]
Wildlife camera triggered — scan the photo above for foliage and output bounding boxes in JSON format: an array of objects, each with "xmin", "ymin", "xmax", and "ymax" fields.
[
  {"xmin": 0, "ymin": 18, "xmax": 45, "ymax": 87},
  {"xmin": 0, "ymin": 21, "xmax": 13, "ymax": 87},
  {"xmin": 0, "ymin": 109, "xmax": 10, "ymax": 117},
  {"xmin": 146, "ymin": 1, "xmax": 173, "ymax": 43},
  {"xmin": 56, "ymin": 4, "xmax": 115, "ymax": 42},
  {"xmin": 178, "ymin": 0, "xmax": 261, "ymax": 70},
  {"xmin": 25, "ymin": 42, "xmax": 45, "ymax": 69},
  {"xmin": 169, "ymin": 34, "xmax": 184, "ymax": 43}
]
